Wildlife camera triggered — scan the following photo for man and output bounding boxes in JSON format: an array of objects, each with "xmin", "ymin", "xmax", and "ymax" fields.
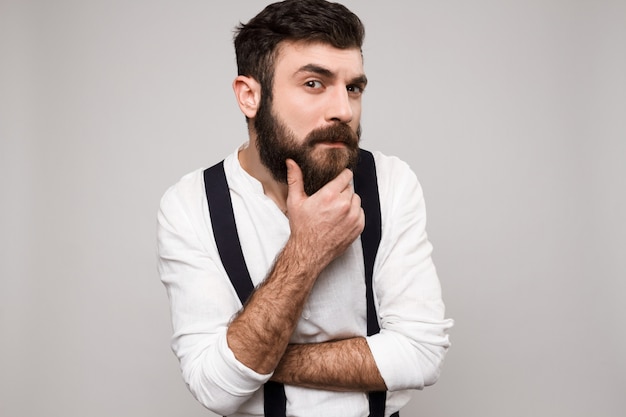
[{"xmin": 157, "ymin": 1, "xmax": 453, "ymax": 416}]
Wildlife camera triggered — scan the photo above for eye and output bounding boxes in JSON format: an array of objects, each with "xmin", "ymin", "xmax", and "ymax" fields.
[
  {"xmin": 347, "ymin": 84, "xmax": 365, "ymax": 95},
  {"xmin": 305, "ymin": 80, "xmax": 324, "ymax": 89}
]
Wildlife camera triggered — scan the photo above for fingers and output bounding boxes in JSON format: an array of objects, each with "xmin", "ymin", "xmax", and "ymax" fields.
[
  {"xmin": 287, "ymin": 160, "xmax": 354, "ymax": 198},
  {"xmin": 285, "ymin": 160, "xmax": 363, "ymax": 264},
  {"xmin": 286, "ymin": 159, "xmax": 306, "ymax": 203},
  {"xmin": 285, "ymin": 160, "xmax": 360, "ymax": 212},
  {"xmin": 324, "ymin": 168, "xmax": 354, "ymax": 195}
]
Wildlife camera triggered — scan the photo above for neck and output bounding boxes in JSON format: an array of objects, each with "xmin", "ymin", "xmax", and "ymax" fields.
[{"xmin": 238, "ymin": 141, "xmax": 289, "ymax": 214}]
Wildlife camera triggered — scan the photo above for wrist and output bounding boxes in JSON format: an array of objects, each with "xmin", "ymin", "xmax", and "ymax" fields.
[{"xmin": 281, "ymin": 237, "xmax": 328, "ymax": 279}]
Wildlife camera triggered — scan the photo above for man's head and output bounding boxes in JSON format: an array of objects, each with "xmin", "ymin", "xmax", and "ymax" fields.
[
  {"xmin": 233, "ymin": 0, "xmax": 366, "ymax": 195},
  {"xmin": 234, "ymin": 0, "xmax": 365, "ymax": 102}
]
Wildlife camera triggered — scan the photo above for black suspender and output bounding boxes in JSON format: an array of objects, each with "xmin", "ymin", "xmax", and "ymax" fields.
[
  {"xmin": 204, "ymin": 149, "xmax": 397, "ymax": 417},
  {"xmin": 353, "ymin": 150, "xmax": 390, "ymax": 417},
  {"xmin": 204, "ymin": 160, "xmax": 288, "ymax": 417},
  {"xmin": 203, "ymin": 159, "xmax": 255, "ymax": 304},
  {"xmin": 353, "ymin": 150, "xmax": 383, "ymax": 338}
]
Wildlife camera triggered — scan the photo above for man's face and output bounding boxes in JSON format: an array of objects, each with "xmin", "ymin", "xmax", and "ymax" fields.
[{"xmin": 254, "ymin": 41, "xmax": 367, "ymax": 195}]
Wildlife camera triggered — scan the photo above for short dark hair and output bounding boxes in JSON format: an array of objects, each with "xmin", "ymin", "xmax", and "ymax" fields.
[{"xmin": 234, "ymin": 0, "xmax": 365, "ymax": 101}]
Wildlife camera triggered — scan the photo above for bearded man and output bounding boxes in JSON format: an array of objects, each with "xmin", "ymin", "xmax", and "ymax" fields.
[{"xmin": 157, "ymin": 1, "xmax": 453, "ymax": 416}]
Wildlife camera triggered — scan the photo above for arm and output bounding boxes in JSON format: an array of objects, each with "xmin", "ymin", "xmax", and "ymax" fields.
[
  {"xmin": 158, "ymin": 172, "xmax": 265, "ymax": 416},
  {"xmin": 271, "ymin": 338, "xmax": 387, "ymax": 392},
  {"xmin": 365, "ymin": 155, "xmax": 453, "ymax": 391},
  {"xmin": 268, "ymin": 154, "xmax": 453, "ymax": 392},
  {"xmin": 226, "ymin": 159, "xmax": 365, "ymax": 374},
  {"xmin": 157, "ymin": 161, "xmax": 364, "ymax": 414}
]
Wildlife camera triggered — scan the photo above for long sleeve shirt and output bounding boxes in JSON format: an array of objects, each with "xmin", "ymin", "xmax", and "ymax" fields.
[{"xmin": 157, "ymin": 146, "xmax": 453, "ymax": 416}]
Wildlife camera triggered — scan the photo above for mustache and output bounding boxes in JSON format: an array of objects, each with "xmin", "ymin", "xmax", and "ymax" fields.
[{"xmin": 305, "ymin": 123, "xmax": 360, "ymax": 148}]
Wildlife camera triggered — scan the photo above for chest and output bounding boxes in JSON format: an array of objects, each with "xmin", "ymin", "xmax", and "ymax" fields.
[{"xmin": 233, "ymin": 192, "xmax": 368, "ymax": 342}]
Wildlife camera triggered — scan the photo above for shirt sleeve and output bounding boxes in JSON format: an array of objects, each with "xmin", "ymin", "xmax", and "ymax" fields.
[
  {"xmin": 156, "ymin": 171, "xmax": 271, "ymax": 415},
  {"xmin": 365, "ymin": 154, "xmax": 454, "ymax": 392}
]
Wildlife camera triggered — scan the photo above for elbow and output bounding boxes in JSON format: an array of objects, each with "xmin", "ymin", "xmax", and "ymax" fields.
[
  {"xmin": 193, "ymin": 395, "xmax": 240, "ymax": 417},
  {"xmin": 386, "ymin": 347, "xmax": 446, "ymax": 392},
  {"xmin": 374, "ymin": 340, "xmax": 451, "ymax": 392},
  {"xmin": 185, "ymin": 365, "xmax": 247, "ymax": 416},
  {"xmin": 416, "ymin": 341, "xmax": 450, "ymax": 389},
  {"xmin": 420, "ymin": 354, "xmax": 444, "ymax": 388},
  {"xmin": 178, "ymin": 336, "xmax": 268, "ymax": 415},
  {"xmin": 396, "ymin": 338, "xmax": 451, "ymax": 391},
  {"xmin": 368, "ymin": 325, "xmax": 452, "ymax": 392}
]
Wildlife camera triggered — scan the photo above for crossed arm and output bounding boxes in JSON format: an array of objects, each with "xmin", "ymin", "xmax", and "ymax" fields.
[
  {"xmin": 159, "ymin": 155, "xmax": 451, "ymax": 414},
  {"xmin": 272, "ymin": 338, "xmax": 386, "ymax": 391},
  {"xmin": 226, "ymin": 159, "xmax": 387, "ymax": 391}
]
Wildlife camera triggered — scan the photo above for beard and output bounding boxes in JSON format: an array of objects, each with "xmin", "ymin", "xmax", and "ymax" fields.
[{"xmin": 254, "ymin": 99, "xmax": 361, "ymax": 196}]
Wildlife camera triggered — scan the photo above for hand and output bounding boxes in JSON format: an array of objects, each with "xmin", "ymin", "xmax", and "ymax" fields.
[{"xmin": 285, "ymin": 159, "xmax": 365, "ymax": 269}]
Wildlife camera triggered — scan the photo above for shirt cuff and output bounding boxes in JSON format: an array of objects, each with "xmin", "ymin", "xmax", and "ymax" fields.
[
  {"xmin": 366, "ymin": 331, "xmax": 423, "ymax": 392},
  {"xmin": 208, "ymin": 332, "xmax": 273, "ymax": 396}
]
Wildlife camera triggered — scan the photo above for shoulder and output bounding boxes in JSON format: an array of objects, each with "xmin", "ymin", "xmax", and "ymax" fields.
[
  {"xmin": 368, "ymin": 150, "xmax": 423, "ymax": 196},
  {"xmin": 364, "ymin": 150, "xmax": 427, "ymax": 229},
  {"xmin": 370, "ymin": 150, "xmax": 413, "ymax": 173},
  {"xmin": 157, "ymin": 166, "xmax": 215, "ymax": 242},
  {"xmin": 159, "ymin": 167, "xmax": 207, "ymax": 212}
]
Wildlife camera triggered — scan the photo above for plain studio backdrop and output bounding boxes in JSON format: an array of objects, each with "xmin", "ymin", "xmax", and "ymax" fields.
[{"xmin": 1, "ymin": 0, "xmax": 624, "ymax": 416}]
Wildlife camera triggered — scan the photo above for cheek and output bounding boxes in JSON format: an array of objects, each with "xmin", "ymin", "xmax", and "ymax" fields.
[
  {"xmin": 277, "ymin": 105, "xmax": 318, "ymax": 139},
  {"xmin": 350, "ymin": 105, "xmax": 362, "ymax": 128}
]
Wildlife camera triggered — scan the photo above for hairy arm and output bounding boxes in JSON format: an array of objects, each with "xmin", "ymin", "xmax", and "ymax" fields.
[
  {"xmin": 226, "ymin": 160, "xmax": 365, "ymax": 374},
  {"xmin": 270, "ymin": 155, "xmax": 453, "ymax": 393},
  {"xmin": 226, "ymin": 240, "xmax": 322, "ymax": 374},
  {"xmin": 271, "ymin": 338, "xmax": 387, "ymax": 392}
]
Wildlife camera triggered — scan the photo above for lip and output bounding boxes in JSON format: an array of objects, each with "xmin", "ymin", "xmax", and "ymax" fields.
[{"xmin": 314, "ymin": 141, "xmax": 347, "ymax": 149}]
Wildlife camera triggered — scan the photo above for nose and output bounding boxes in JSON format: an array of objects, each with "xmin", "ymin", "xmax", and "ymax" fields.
[{"xmin": 326, "ymin": 87, "xmax": 353, "ymax": 124}]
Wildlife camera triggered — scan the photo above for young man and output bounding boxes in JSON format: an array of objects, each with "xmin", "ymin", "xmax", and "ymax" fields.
[{"xmin": 157, "ymin": 1, "xmax": 453, "ymax": 416}]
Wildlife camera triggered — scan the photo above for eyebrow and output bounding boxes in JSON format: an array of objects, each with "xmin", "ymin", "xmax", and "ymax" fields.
[{"xmin": 296, "ymin": 64, "xmax": 368, "ymax": 87}]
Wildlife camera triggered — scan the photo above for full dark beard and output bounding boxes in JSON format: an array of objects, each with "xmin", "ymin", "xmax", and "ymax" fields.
[{"xmin": 254, "ymin": 100, "xmax": 361, "ymax": 196}]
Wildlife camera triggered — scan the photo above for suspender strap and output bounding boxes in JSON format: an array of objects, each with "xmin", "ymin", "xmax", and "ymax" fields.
[
  {"xmin": 354, "ymin": 149, "xmax": 382, "ymax": 337},
  {"xmin": 354, "ymin": 149, "xmax": 396, "ymax": 417},
  {"xmin": 262, "ymin": 381, "xmax": 287, "ymax": 417},
  {"xmin": 204, "ymin": 162, "xmax": 287, "ymax": 416},
  {"xmin": 204, "ymin": 161, "xmax": 255, "ymax": 304},
  {"xmin": 204, "ymin": 150, "xmax": 397, "ymax": 417}
]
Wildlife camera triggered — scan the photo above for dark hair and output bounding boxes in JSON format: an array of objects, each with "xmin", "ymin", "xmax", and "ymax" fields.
[{"xmin": 234, "ymin": 0, "xmax": 365, "ymax": 101}]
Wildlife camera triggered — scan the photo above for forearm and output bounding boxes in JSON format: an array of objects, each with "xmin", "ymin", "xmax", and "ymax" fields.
[
  {"xmin": 228, "ymin": 163, "xmax": 364, "ymax": 375},
  {"xmin": 270, "ymin": 337, "xmax": 387, "ymax": 392},
  {"xmin": 227, "ymin": 239, "xmax": 324, "ymax": 374}
]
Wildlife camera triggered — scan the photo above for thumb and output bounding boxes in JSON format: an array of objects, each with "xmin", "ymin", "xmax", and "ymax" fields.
[{"xmin": 286, "ymin": 159, "xmax": 306, "ymax": 202}]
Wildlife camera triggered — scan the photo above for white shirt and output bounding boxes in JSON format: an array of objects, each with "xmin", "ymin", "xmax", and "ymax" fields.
[{"xmin": 157, "ymin": 146, "xmax": 453, "ymax": 417}]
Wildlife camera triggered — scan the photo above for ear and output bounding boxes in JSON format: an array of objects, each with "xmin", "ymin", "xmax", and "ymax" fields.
[{"xmin": 232, "ymin": 75, "xmax": 261, "ymax": 119}]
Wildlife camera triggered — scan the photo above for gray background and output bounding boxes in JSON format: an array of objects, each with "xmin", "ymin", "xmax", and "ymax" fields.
[{"xmin": 1, "ymin": 0, "xmax": 624, "ymax": 416}]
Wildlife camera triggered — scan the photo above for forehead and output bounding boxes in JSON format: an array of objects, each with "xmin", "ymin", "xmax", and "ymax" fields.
[{"xmin": 273, "ymin": 41, "xmax": 364, "ymax": 79}]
